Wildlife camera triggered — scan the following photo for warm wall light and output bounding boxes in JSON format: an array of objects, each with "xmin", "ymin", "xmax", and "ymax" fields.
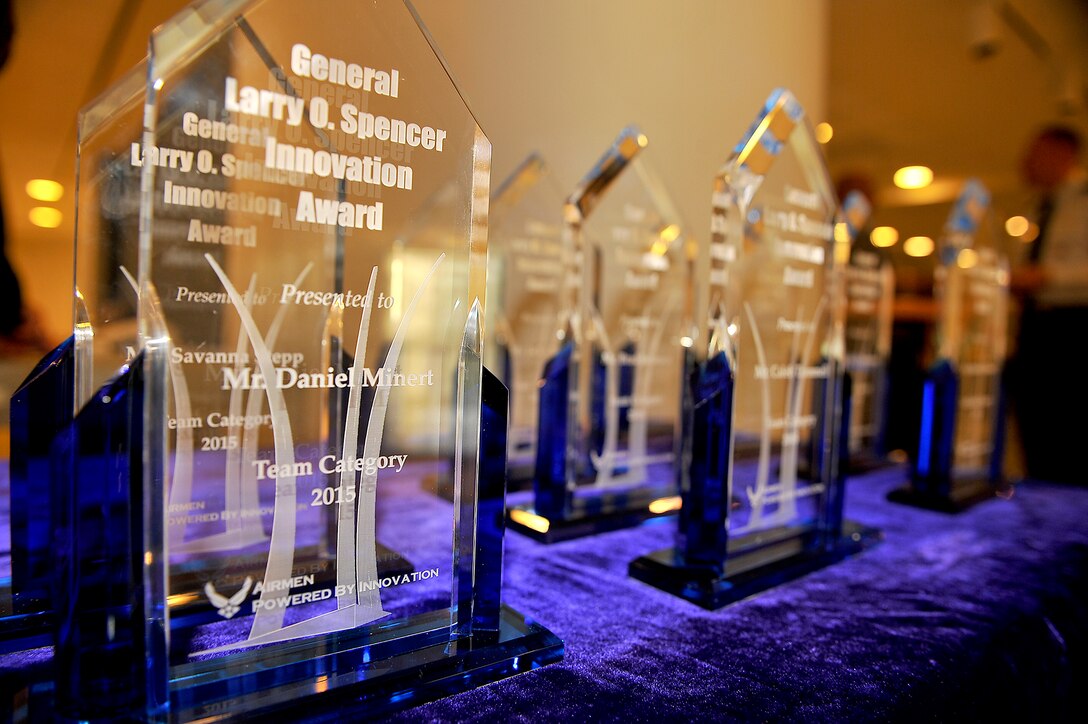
[
  {"xmin": 26, "ymin": 179, "xmax": 64, "ymax": 202},
  {"xmin": 893, "ymin": 166, "xmax": 933, "ymax": 189},
  {"xmin": 870, "ymin": 226, "xmax": 899, "ymax": 247},
  {"xmin": 815, "ymin": 122, "xmax": 833, "ymax": 144},
  {"xmin": 1005, "ymin": 215, "xmax": 1029, "ymax": 237},
  {"xmin": 29, "ymin": 207, "xmax": 63, "ymax": 228},
  {"xmin": 903, "ymin": 235, "xmax": 934, "ymax": 257}
]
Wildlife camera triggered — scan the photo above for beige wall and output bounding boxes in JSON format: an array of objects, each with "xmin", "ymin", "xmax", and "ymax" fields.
[{"xmin": 413, "ymin": 0, "xmax": 829, "ymax": 244}]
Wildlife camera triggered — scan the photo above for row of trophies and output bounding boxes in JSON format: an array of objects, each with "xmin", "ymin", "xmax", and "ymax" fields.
[{"xmin": 0, "ymin": 0, "xmax": 1010, "ymax": 720}]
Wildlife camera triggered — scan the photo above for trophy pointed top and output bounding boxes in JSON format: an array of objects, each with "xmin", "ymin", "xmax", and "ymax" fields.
[{"xmin": 565, "ymin": 125, "xmax": 648, "ymax": 223}]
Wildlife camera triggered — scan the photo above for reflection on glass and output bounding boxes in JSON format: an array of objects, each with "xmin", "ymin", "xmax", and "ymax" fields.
[
  {"xmin": 484, "ymin": 155, "xmax": 565, "ymax": 488},
  {"xmin": 841, "ymin": 192, "xmax": 895, "ymax": 470}
]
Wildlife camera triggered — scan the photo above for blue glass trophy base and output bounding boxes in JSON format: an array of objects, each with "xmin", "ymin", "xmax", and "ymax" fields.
[
  {"xmin": 516, "ymin": 341, "xmax": 680, "ymax": 543},
  {"xmin": 507, "ymin": 493, "xmax": 679, "ymax": 544},
  {"xmin": 423, "ymin": 465, "xmax": 535, "ymax": 502},
  {"xmin": 506, "ymin": 459, "xmax": 538, "ymax": 492},
  {"xmin": 8, "ymin": 339, "xmax": 75, "ymax": 604},
  {"xmin": 0, "ymin": 604, "xmax": 563, "ymax": 721},
  {"xmin": 169, "ymin": 604, "xmax": 562, "ymax": 721},
  {"xmin": 794, "ymin": 451, "xmax": 897, "ymax": 480},
  {"xmin": 891, "ymin": 359, "xmax": 1009, "ymax": 513},
  {"xmin": 0, "ymin": 604, "xmax": 53, "ymax": 656},
  {"xmin": 886, "ymin": 477, "xmax": 1005, "ymax": 513},
  {"xmin": 2, "ymin": 336, "xmax": 75, "ymax": 653},
  {"xmin": 628, "ymin": 521, "xmax": 880, "ymax": 610},
  {"xmin": 847, "ymin": 452, "xmax": 897, "ymax": 475}
]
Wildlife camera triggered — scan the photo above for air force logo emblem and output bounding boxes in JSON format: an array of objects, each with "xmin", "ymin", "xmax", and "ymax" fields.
[{"xmin": 204, "ymin": 577, "xmax": 254, "ymax": 619}]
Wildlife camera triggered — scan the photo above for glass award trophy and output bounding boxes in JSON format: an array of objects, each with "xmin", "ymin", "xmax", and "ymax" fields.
[
  {"xmin": 841, "ymin": 192, "xmax": 895, "ymax": 471},
  {"xmin": 5, "ymin": 61, "xmax": 147, "ymax": 652},
  {"xmin": 7, "ymin": 1, "xmax": 562, "ymax": 719},
  {"xmin": 629, "ymin": 90, "xmax": 878, "ymax": 609},
  {"xmin": 890, "ymin": 180, "xmax": 1009, "ymax": 511},
  {"xmin": 506, "ymin": 127, "xmax": 693, "ymax": 543},
  {"xmin": 484, "ymin": 154, "xmax": 566, "ymax": 491}
]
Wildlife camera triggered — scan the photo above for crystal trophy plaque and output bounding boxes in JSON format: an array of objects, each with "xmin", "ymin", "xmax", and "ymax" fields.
[
  {"xmin": 506, "ymin": 127, "xmax": 693, "ymax": 543},
  {"xmin": 4, "ymin": 62, "xmax": 148, "ymax": 651},
  {"xmin": 629, "ymin": 90, "xmax": 879, "ymax": 609},
  {"xmin": 7, "ymin": 1, "xmax": 562, "ymax": 719},
  {"xmin": 890, "ymin": 180, "xmax": 1009, "ymax": 512},
  {"xmin": 484, "ymin": 154, "xmax": 565, "ymax": 490},
  {"xmin": 841, "ymin": 192, "xmax": 895, "ymax": 471}
]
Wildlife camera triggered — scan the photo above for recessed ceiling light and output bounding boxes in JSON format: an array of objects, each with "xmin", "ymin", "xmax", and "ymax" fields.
[
  {"xmin": 29, "ymin": 207, "xmax": 63, "ymax": 228},
  {"xmin": 26, "ymin": 179, "xmax": 64, "ymax": 202},
  {"xmin": 893, "ymin": 166, "xmax": 933, "ymax": 190},
  {"xmin": 870, "ymin": 226, "xmax": 899, "ymax": 247},
  {"xmin": 815, "ymin": 122, "xmax": 833, "ymax": 144},
  {"xmin": 903, "ymin": 235, "xmax": 934, "ymax": 257}
]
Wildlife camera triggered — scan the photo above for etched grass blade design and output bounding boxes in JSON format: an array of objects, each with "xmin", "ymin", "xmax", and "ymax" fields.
[
  {"xmin": 336, "ymin": 266, "xmax": 378, "ymax": 609},
  {"xmin": 204, "ymin": 254, "xmax": 298, "ymax": 639},
  {"xmin": 743, "ymin": 301, "xmax": 773, "ymax": 530},
  {"xmin": 355, "ymin": 253, "xmax": 445, "ymax": 623}
]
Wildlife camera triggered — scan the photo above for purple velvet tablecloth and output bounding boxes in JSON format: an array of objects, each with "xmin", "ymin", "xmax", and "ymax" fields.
[
  {"xmin": 3, "ymin": 463, "xmax": 1088, "ymax": 721},
  {"xmin": 392, "ymin": 467, "xmax": 1088, "ymax": 722}
]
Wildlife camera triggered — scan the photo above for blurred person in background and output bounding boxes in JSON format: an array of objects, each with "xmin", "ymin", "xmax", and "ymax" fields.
[{"xmin": 1012, "ymin": 125, "xmax": 1088, "ymax": 484}]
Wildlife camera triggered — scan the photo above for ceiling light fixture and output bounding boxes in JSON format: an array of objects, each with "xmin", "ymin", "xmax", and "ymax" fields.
[
  {"xmin": 1005, "ymin": 215, "xmax": 1029, "ymax": 237},
  {"xmin": 29, "ymin": 207, "xmax": 63, "ymax": 228},
  {"xmin": 870, "ymin": 226, "xmax": 899, "ymax": 247},
  {"xmin": 26, "ymin": 179, "xmax": 64, "ymax": 202},
  {"xmin": 893, "ymin": 166, "xmax": 933, "ymax": 190},
  {"xmin": 903, "ymin": 235, "xmax": 934, "ymax": 257}
]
